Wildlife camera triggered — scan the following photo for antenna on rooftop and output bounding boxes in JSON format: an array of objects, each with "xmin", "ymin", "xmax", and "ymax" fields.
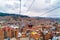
[{"xmin": 18, "ymin": 0, "xmax": 21, "ymax": 32}]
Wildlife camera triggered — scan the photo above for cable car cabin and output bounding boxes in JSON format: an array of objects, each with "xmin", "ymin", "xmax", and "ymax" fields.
[
  {"xmin": 28, "ymin": 24, "xmax": 33, "ymax": 28},
  {"xmin": 0, "ymin": 28, "xmax": 4, "ymax": 40}
]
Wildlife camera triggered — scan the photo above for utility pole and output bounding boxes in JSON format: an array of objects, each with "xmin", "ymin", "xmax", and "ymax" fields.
[
  {"xmin": 19, "ymin": 0, "xmax": 21, "ymax": 32},
  {"xmin": 20, "ymin": 0, "xmax": 21, "ymax": 14}
]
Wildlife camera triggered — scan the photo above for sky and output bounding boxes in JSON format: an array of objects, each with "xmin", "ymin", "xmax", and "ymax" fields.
[{"xmin": 0, "ymin": 0, "xmax": 60, "ymax": 18}]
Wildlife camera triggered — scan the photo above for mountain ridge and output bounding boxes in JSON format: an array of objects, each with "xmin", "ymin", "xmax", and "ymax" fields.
[
  {"xmin": 0, "ymin": 12, "xmax": 30, "ymax": 18},
  {"xmin": 0, "ymin": 12, "xmax": 60, "ymax": 21}
]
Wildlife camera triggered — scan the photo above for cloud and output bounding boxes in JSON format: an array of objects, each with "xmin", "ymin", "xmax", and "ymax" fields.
[
  {"xmin": 20, "ymin": 11, "xmax": 48, "ymax": 17},
  {"xmin": 26, "ymin": 0, "xmax": 60, "ymax": 17},
  {"xmin": 47, "ymin": 8, "xmax": 60, "ymax": 17},
  {"xmin": 0, "ymin": 0, "xmax": 60, "ymax": 17},
  {"xmin": 0, "ymin": 0, "xmax": 20, "ymax": 14}
]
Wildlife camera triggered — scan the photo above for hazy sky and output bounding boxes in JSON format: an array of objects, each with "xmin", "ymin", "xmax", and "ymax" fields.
[{"xmin": 0, "ymin": 0, "xmax": 60, "ymax": 17}]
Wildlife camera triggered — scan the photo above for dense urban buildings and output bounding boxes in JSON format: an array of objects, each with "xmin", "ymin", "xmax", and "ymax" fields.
[{"xmin": 0, "ymin": 16, "xmax": 60, "ymax": 40}]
